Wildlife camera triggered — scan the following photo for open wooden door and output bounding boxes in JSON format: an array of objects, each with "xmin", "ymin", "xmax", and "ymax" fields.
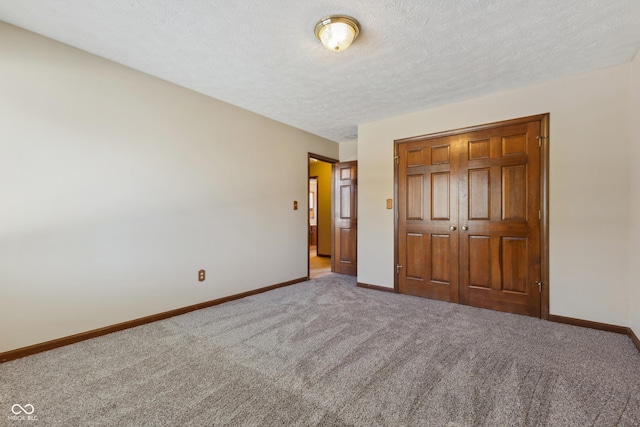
[{"xmin": 332, "ymin": 161, "xmax": 357, "ymax": 276}]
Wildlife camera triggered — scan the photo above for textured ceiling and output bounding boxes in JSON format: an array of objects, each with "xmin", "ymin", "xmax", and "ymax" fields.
[{"xmin": 1, "ymin": 1, "xmax": 640, "ymax": 143}]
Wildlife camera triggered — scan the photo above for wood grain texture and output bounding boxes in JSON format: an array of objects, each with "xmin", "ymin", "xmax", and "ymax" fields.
[
  {"xmin": 397, "ymin": 115, "xmax": 547, "ymax": 318},
  {"xmin": 549, "ymin": 315, "xmax": 639, "ymax": 353},
  {"xmin": 459, "ymin": 120, "xmax": 541, "ymax": 316},
  {"xmin": 395, "ymin": 114, "xmax": 550, "ymax": 144},
  {"xmin": 406, "ymin": 233, "xmax": 424, "ymax": 280},
  {"xmin": 469, "ymin": 168, "xmax": 490, "ymax": 220},
  {"xmin": 0, "ymin": 277, "xmax": 307, "ymax": 363},
  {"xmin": 407, "ymin": 148, "xmax": 425, "ymax": 167},
  {"xmin": 468, "ymin": 139, "xmax": 490, "ymax": 160},
  {"xmin": 431, "ymin": 172, "xmax": 450, "ymax": 220},
  {"xmin": 548, "ymin": 314, "xmax": 629, "ymax": 335},
  {"xmin": 468, "ymin": 236, "xmax": 491, "ymax": 288},
  {"xmin": 356, "ymin": 282, "xmax": 396, "ymax": 293},
  {"xmin": 396, "ymin": 136, "xmax": 459, "ymax": 303},
  {"xmin": 430, "ymin": 234, "xmax": 451, "ymax": 283},
  {"xmin": 406, "ymin": 174, "xmax": 424, "ymax": 220},
  {"xmin": 332, "ymin": 161, "xmax": 358, "ymax": 276}
]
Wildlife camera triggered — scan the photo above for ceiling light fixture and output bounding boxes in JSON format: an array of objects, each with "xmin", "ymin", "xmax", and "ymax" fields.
[{"xmin": 314, "ymin": 15, "xmax": 360, "ymax": 52}]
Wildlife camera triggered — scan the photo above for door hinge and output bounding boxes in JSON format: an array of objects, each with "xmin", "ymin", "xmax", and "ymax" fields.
[
  {"xmin": 394, "ymin": 155, "xmax": 399, "ymax": 164},
  {"xmin": 538, "ymin": 210, "xmax": 541, "ymax": 220},
  {"xmin": 396, "ymin": 264, "xmax": 403, "ymax": 274},
  {"xmin": 537, "ymin": 135, "xmax": 548, "ymax": 147},
  {"xmin": 535, "ymin": 281, "xmax": 542, "ymax": 292}
]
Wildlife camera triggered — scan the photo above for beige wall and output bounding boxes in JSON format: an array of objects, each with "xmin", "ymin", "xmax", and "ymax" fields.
[
  {"xmin": 358, "ymin": 64, "xmax": 632, "ymax": 327},
  {"xmin": 630, "ymin": 50, "xmax": 640, "ymax": 337},
  {"xmin": 0, "ymin": 23, "xmax": 338, "ymax": 353},
  {"xmin": 340, "ymin": 140, "xmax": 358, "ymax": 162},
  {"xmin": 309, "ymin": 162, "xmax": 332, "ymax": 256}
]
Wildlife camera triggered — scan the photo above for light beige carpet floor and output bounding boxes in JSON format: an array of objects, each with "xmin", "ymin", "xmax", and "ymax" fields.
[{"xmin": 1, "ymin": 274, "xmax": 639, "ymax": 426}]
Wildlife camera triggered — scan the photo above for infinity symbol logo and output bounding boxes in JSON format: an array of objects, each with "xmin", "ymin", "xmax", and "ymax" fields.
[{"xmin": 11, "ymin": 404, "xmax": 35, "ymax": 415}]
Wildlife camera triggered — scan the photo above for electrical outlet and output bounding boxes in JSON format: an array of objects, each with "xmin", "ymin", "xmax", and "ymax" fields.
[
  {"xmin": 198, "ymin": 270, "xmax": 205, "ymax": 282},
  {"xmin": 293, "ymin": 201, "xmax": 298, "ymax": 210},
  {"xmin": 386, "ymin": 199, "xmax": 393, "ymax": 209}
]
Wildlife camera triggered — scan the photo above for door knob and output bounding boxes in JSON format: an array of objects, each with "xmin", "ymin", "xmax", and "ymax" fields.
[
  {"xmin": 462, "ymin": 225, "xmax": 468, "ymax": 231},
  {"xmin": 450, "ymin": 225, "xmax": 457, "ymax": 231}
]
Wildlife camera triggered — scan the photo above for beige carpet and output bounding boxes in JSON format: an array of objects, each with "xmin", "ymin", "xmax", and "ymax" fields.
[{"xmin": 1, "ymin": 274, "xmax": 639, "ymax": 426}]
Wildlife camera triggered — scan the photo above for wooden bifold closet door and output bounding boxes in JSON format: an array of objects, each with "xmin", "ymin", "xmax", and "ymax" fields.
[{"xmin": 395, "ymin": 116, "xmax": 546, "ymax": 318}]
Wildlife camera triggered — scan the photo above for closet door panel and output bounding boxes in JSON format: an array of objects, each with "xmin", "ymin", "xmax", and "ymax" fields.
[
  {"xmin": 396, "ymin": 116, "xmax": 544, "ymax": 318},
  {"xmin": 397, "ymin": 137, "xmax": 459, "ymax": 302}
]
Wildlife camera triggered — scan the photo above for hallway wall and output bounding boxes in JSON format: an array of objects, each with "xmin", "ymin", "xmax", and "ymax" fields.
[{"xmin": 310, "ymin": 161, "xmax": 333, "ymax": 257}]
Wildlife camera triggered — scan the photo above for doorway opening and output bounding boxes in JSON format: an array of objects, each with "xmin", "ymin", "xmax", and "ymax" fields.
[{"xmin": 308, "ymin": 154, "xmax": 337, "ymax": 279}]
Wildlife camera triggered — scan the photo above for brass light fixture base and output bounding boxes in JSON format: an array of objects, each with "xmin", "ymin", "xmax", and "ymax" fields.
[{"xmin": 314, "ymin": 15, "xmax": 361, "ymax": 52}]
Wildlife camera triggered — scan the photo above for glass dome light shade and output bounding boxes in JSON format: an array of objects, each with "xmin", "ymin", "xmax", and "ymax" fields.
[{"xmin": 315, "ymin": 16, "xmax": 360, "ymax": 52}]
